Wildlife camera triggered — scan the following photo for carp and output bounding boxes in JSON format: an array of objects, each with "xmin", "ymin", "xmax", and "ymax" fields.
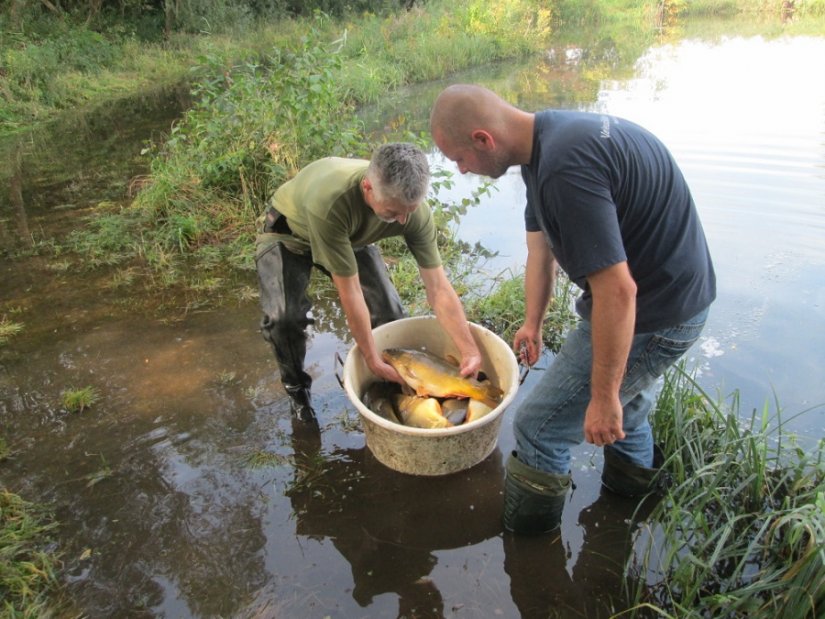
[
  {"xmin": 465, "ymin": 399, "xmax": 494, "ymax": 423},
  {"xmin": 381, "ymin": 348, "xmax": 503, "ymax": 409},
  {"xmin": 362, "ymin": 381, "xmax": 402, "ymax": 424},
  {"xmin": 441, "ymin": 398, "xmax": 469, "ymax": 425},
  {"xmin": 392, "ymin": 394, "xmax": 452, "ymax": 429}
]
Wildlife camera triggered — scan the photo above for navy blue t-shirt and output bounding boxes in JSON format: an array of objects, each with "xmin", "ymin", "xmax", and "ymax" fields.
[{"xmin": 523, "ymin": 110, "xmax": 716, "ymax": 332}]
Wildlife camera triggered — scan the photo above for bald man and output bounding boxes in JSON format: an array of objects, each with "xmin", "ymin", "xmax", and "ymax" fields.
[{"xmin": 431, "ymin": 84, "xmax": 716, "ymax": 535}]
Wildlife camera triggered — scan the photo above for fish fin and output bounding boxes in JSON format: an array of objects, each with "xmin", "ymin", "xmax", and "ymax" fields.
[{"xmin": 444, "ymin": 354, "xmax": 460, "ymax": 367}]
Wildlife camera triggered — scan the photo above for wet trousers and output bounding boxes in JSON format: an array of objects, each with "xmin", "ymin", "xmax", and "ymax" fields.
[
  {"xmin": 514, "ymin": 307, "xmax": 709, "ymax": 476},
  {"xmin": 255, "ymin": 241, "xmax": 406, "ymax": 390}
]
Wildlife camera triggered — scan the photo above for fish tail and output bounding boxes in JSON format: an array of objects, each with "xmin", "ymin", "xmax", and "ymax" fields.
[{"xmin": 480, "ymin": 385, "xmax": 503, "ymax": 409}]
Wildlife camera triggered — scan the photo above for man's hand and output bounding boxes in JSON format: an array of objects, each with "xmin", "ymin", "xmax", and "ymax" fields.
[
  {"xmin": 458, "ymin": 351, "xmax": 483, "ymax": 378},
  {"xmin": 583, "ymin": 396, "xmax": 626, "ymax": 447},
  {"xmin": 513, "ymin": 325, "xmax": 542, "ymax": 367},
  {"xmin": 367, "ymin": 356, "xmax": 405, "ymax": 385}
]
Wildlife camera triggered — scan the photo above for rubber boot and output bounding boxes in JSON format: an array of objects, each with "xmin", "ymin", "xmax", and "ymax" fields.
[
  {"xmin": 601, "ymin": 444, "xmax": 671, "ymax": 498},
  {"xmin": 285, "ymin": 384, "xmax": 316, "ymax": 423},
  {"xmin": 503, "ymin": 452, "xmax": 571, "ymax": 535}
]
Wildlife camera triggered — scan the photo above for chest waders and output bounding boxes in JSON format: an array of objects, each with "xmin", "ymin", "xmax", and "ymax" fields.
[{"xmin": 255, "ymin": 210, "xmax": 406, "ymax": 422}]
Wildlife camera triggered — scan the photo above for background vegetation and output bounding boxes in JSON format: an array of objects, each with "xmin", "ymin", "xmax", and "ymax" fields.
[
  {"xmin": 0, "ymin": 0, "xmax": 552, "ymax": 132},
  {"xmin": 55, "ymin": 0, "xmax": 554, "ymax": 300}
]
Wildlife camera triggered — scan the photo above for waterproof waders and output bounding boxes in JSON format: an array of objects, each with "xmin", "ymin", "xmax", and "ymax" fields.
[{"xmin": 256, "ymin": 208, "xmax": 406, "ymax": 422}]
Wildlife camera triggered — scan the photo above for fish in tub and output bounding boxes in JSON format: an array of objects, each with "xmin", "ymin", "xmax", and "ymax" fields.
[{"xmin": 360, "ymin": 347, "xmax": 502, "ymax": 430}]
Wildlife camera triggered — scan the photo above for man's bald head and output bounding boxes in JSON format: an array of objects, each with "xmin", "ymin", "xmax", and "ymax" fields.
[
  {"xmin": 430, "ymin": 84, "xmax": 535, "ymax": 176},
  {"xmin": 430, "ymin": 84, "xmax": 509, "ymax": 146}
]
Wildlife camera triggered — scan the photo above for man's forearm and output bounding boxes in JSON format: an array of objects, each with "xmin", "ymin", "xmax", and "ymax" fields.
[
  {"xmin": 428, "ymin": 285, "xmax": 476, "ymax": 356},
  {"xmin": 334, "ymin": 274, "xmax": 380, "ymax": 366},
  {"xmin": 523, "ymin": 231, "xmax": 555, "ymax": 332},
  {"xmin": 588, "ymin": 264, "xmax": 637, "ymax": 402}
]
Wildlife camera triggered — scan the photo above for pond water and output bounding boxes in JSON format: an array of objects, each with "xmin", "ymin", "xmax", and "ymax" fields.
[{"xmin": 1, "ymin": 17, "xmax": 824, "ymax": 619}]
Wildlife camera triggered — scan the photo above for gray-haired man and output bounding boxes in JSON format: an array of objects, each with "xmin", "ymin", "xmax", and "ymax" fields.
[{"xmin": 256, "ymin": 143, "xmax": 482, "ymax": 422}]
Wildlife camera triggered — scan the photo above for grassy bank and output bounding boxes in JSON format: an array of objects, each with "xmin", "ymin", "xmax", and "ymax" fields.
[
  {"xmin": 0, "ymin": 488, "xmax": 61, "ymax": 618},
  {"xmin": 4, "ymin": 0, "xmax": 820, "ymax": 137},
  {"xmin": 63, "ymin": 0, "xmax": 555, "ymax": 303},
  {"xmin": 629, "ymin": 368, "xmax": 825, "ymax": 617},
  {"xmin": 0, "ymin": 0, "xmax": 552, "ymax": 135}
]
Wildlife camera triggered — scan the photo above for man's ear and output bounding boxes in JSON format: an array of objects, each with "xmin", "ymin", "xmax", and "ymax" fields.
[{"xmin": 470, "ymin": 129, "xmax": 496, "ymax": 150}]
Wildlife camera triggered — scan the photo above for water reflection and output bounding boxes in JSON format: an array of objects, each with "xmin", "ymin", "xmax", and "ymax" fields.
[
  {"xmin": 505, "ymin": 490, "xmax": 657, "ymax": 619},
  {"xmin": 286, "ymin": 416, "xmax": 504, "ymax": 616}
]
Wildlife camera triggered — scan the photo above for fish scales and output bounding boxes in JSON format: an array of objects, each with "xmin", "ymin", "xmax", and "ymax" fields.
[{"xmin": 381, "ymin": 347, "xmax": 503, "ymax": 409}]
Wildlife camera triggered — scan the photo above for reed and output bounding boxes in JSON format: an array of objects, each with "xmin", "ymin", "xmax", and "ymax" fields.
[{"xmin": 627, "ymin": 366, "xmax": 825, "ymax": 618}]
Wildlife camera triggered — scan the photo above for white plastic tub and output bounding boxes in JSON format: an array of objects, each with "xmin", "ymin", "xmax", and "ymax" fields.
[{"xmin": 343, "ymin": 316, "xmax": 520, "ymax": 476}]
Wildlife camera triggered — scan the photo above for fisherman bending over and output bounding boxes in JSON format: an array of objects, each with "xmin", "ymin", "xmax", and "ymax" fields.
[{"xmin": 255, "ymin": 142, "xmax": 482, "ymax": 422}]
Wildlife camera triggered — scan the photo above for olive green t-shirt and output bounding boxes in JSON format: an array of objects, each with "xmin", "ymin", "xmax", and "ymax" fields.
[{"xmin": 260, "ymin": 157, "xmax": 442, "ymax": 277}]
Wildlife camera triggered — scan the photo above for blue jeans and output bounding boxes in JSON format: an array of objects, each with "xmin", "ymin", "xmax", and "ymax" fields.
[{"xmin": 513, "ymin": 307, "xmax": 710, "ymax": 475}]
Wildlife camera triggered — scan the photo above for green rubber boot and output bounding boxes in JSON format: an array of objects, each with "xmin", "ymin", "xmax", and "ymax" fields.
[
  {"xmin": 503, "ymin": 452, "xmax": 571, "ymax": 535},
  {"xmin": 601, "ymin": 444, "xmax": 671, "ymax": 498}
]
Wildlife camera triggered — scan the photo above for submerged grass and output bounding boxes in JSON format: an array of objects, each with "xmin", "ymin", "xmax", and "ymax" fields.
[
  {"xmin": 628, "ymin": 366, "xmax": 825, "ymax": 618},
  {"xmin": 61, "ymin": 386, "xmax": 100, "ymax": 414},
  {"xmin": 0, "ymin": 319, "xmax": 24, "ymax": 347}
]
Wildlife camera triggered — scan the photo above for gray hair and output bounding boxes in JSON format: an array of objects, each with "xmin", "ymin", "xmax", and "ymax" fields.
[{"xmin": 367, "ymin": 142, "xmax": 430, "ymax": 206}]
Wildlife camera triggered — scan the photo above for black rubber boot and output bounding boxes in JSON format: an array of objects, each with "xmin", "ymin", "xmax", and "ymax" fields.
[
  {"xmin": 285, "ymin": 384, "xmax": 316, "ymax": 423},
  {"xmin": 503, "ymin": 452, "xmax": 571, "ymax": 536},
  {"xmin": 601, "ymin": 444, "xmax": 671, "ymax": 498}
]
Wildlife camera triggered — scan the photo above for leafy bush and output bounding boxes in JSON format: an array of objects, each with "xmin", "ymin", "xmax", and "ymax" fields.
[
  {"xmin": 87, "ymin": 24, "xmax": 372, "ymax": 283},
  {"xmin": 137, "ymin": 27, "xmax": 367, "ymax": 232}
]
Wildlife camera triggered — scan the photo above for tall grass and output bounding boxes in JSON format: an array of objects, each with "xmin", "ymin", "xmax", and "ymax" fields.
[
  {"xmin": 341, "ymin": 0, "xmax": 552, "ymax": 101},
  {"xmin": 678, "ymin": 0, "xmax": 825, "ymax": 17},
  {"xmin": 628, "ymin": 367, "xmax": 825, "ymax": 618},
  {"xmin": 0, "ymin": 0, "xmax": 552, "ymax": 134}
]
